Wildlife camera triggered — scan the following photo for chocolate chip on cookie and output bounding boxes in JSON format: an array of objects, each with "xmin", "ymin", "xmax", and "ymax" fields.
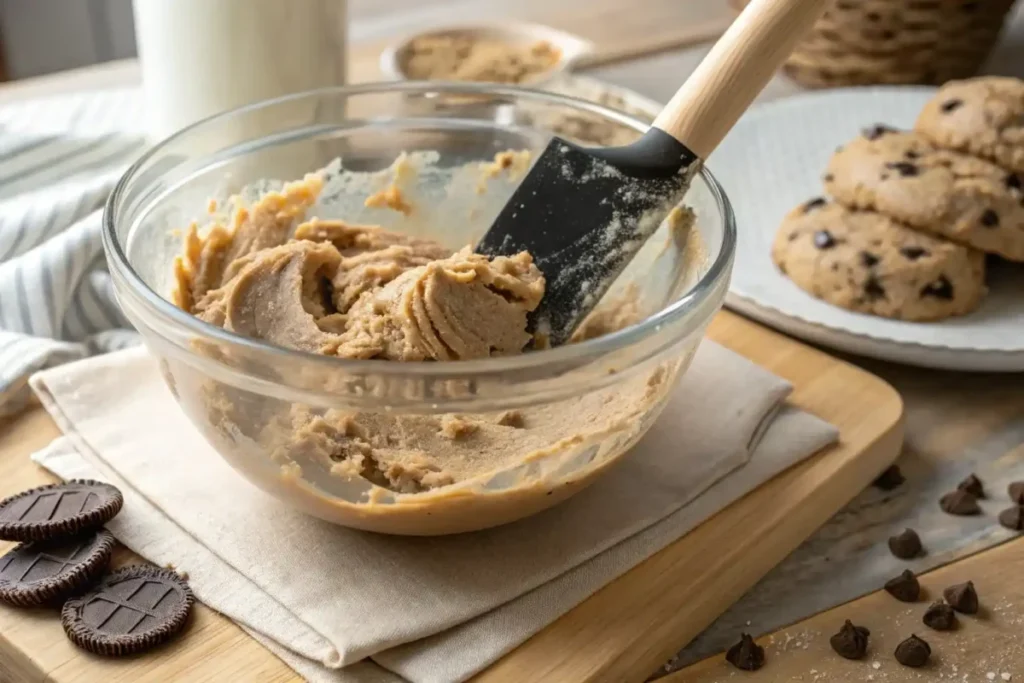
[
  {"xmin": 885, "ymin": 161, "xmax": 919, "ymax": 177},
  {"xmin": 900, "ymin": 246, "xmax": 929, "ymax": 260},
  {"xmin": 804, "ymin": 197, "xmax": 828, "ymax": 212},
  {"xmin": 980, "ymin": 209, "xmax": 999, "ymax": 227},
  {"xmin": 920, "ymin": 276, "xmax": 955, "ymax": 301},
  {"xmin": 940, "ymin": 98, "xmax": 963, "ymax": 113},
  {"xmin": 814, "ymin": 230, "xmax": 837, "ymax": 249},
  {"xmin": 860, "ymin": 251, "xmax": 880, "ymax": 267},
  {"xmin": 864, "ymin": 275, "xmax": 887, "ymax": 300},
  {"xmin": 863, "ymin": 124, "xmax": 897, "ymax": 140}
]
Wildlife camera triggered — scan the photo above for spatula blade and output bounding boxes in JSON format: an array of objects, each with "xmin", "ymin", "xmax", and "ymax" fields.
[{"xmin": 477, "ymin": 132, "xmax": 698, "ymax": 346}]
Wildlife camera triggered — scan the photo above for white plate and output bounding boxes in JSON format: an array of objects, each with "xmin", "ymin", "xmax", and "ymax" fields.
[{"xmin": 707, "ymin": 86, "xmax": 1024, "ymax": 372}]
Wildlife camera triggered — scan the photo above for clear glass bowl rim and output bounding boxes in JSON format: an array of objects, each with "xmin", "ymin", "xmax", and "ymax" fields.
[{"xmin": 102, "ymin": 80, "xmax": 737, "ymax": 380}]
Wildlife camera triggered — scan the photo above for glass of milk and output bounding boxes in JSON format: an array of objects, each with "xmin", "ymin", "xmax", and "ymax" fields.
[{"xmin": 133, "ymin": 0, "xmax": 348, "ymax": 143}]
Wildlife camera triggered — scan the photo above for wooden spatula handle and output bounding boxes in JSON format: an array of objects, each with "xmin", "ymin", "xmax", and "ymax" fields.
[{"xmin": 651, "ymin": 0, "xmax": 827, "ymax": 160}]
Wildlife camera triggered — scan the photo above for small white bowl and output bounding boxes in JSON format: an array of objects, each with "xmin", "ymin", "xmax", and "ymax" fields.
[{"xmin": 379, "ymin": 21, "xmax": 595, "ymax": 86}]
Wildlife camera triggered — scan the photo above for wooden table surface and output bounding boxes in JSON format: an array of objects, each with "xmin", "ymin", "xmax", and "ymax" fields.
[{"xmin": 1, "ymin": 1, "xmax": 1024, "ymax": 680}]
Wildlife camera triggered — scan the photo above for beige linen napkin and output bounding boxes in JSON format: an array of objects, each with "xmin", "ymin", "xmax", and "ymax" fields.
[{"xmin": 28, "ymin": 340, "xmax": 837, "ymax": 683}]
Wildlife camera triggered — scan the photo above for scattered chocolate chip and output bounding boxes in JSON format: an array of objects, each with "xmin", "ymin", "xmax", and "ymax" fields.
[
  {"xmin": 1009, "ymin": 481, "xmax": 1024, "ymax": 504},
  {"xmin": 830, "ymin": 620, "xmax": 870, "ymax": 660},
  {"xmin": 866, "ymin": 11, "xmax": 881, "ymax": 21},
  {"xmin": 823, "ymin": 173, "xmax": 835, "ymax": 182},
  {"xmin": 0, "ymin": 481, "xmax": 124, "ymax": 543},
  {"xmin": 905, "ymin": 150, "xmax": 920, "ymax": 160},
  {"xmin": 864, "ymin": 276, "xmax": 887, "ymax": 300},
  {"xmin": 895, "ymin": 634, "xmax": 931, "ymax": 667},
  {"xmin": 886, "ymin": 161, "xmax": 920, "ymax": 177},
  {"xmin": 787, "ymin": 231, "xmax": 799, "ymax": 242},
  {"xmin": 880, "ymin": 173, "xmax": 890, "ymax": 181},
  {"xmin": 62, "ymin": 565, "xmax": 194, "ymax": 657},
  {"xmin": 0, "ymin": 530, "xmax": 115, "ymax": 607},
  {"xmin": 940, "ymin": 489, "xmax": 981, "ymax": 516},
  {"xmin": 998, "ymin": 506, "xmax": 1024, "ymax": 531},
  {"xmin": 900, "ymin": 246, "xmax": 928, "ymax": 260},
  {"xmin": 980, "ymin": 209, "xmax": 1000, "ymax": 227},
  {"xmin": 880, "ymin": 29, "xmax": 895, "ymax": 40},
  {"xmin": 873, "ymin": 465, "xmax": 905, "ymax": 491},
  {"xmin": 957, "ymin": 473, "xmax": 985, "ymax": 498},
  {"xmin": 814, "ymin": 230, "xmax": 837, "ymax": 249},
  {"xmin": 860, "ymin": 251, "xmax": 880, "ymax": 267},
  {"xmin": 884, "ymin": 569, "xmax": 921, "ymax": 602},
  {"xmin": 943, "ymin": 581, "xmax": 979, "ymax": 614},
  {"xmin": 941, "ymin": 99, "xmax": 963, "ymax": 113},
  {"xmin": 726, "ymin": 633, "xmax": 765, "ymax": 671},
  {"xmin": 889, "ymin": 528, "xmax": 923, "ymax": 559},
  {"xmin": 803, "ymin": 197, "xmax": 828, "ymax": 212},
  {"xmin": 923, "ymin": 601, "xmax": 958, "ymax": 631},
  {"xmin": 1007, "ymin": 173, "xmax": 1022, "ymax": 191},
  {"xmin": 863, "ymin": 124, "xmax": 896, "ymax": 140},
  {"xmin": 920, "ymin": 276, "xmax": 954, "ymax": 301}
]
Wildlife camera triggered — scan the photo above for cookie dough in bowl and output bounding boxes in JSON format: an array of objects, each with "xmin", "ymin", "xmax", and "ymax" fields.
[{"xmin": 103, "ymin": 83, "xmax": 734, "ymax": 535}]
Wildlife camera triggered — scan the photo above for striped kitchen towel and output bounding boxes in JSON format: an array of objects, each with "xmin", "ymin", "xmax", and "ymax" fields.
[{"xmin": 0, "ymin": 89, "xmax": 147, "ymax": 416}]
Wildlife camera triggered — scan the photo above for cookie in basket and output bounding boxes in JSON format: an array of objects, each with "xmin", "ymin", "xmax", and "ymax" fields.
[
  {"xmin": 916, "ymin": 76, "xmax": 1024, "ymax": 174},
  {"xmin": 771, "ymin": 199, "xmax": 986, "ymax": 321},
  {"xmin": 824, "ymin": 127, "xmax": 1024, "ymax": 261}
]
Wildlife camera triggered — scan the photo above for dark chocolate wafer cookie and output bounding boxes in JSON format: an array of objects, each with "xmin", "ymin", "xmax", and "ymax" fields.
[
  {"xmin": 0, "ymin": 530, "xmax": 115, "ymax": 607},
  {"xmin": 62, "ymin": 565, "xmax": 194, "ymax": 657},
  {"xmin": 0, "ymin": 480, "xmax": 123, "ymax": 543}
]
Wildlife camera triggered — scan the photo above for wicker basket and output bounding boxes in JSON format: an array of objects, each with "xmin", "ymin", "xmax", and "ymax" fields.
[{"xmin": 730, "ymin": 0, "xmax": 1018, "ymax": 88}]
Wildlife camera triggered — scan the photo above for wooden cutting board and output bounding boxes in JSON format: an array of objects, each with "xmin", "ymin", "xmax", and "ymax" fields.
[{"xmin": 0, "ymin": 311, "xmax": 903, "ymax": 683}]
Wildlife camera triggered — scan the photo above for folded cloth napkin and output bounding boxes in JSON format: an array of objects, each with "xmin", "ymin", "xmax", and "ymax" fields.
[{"xmin": 29, "ymin": 340, "xmax": 837, "ymax": 683}]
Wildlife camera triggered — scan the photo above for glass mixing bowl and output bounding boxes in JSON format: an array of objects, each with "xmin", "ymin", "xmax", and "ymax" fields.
[{"xmin": 103, "ymin": 82, "xmax": 735, "ymax": 535}]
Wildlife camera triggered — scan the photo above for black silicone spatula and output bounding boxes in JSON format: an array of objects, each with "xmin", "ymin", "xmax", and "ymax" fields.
[{"xmin": 476, "ymin": 0, "xmax": 828, "ymax": 346}]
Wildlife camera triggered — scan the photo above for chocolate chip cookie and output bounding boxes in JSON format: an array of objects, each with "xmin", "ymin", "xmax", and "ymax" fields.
[
  {"xmin": 772, "ymin": 199, "xmax": 985, "ymax": 321},
  {"xmin": 916, "ymin": 77, "xmax": 1024, "ymax": 174},
  {"xmin": 825, "ymin": 128, "xmax": 1024, "ymax": 261}
]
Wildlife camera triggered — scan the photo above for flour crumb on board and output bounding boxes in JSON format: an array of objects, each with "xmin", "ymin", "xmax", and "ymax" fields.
[{"xmin": 872, "ymin": 661, "xmax": 882, "ymax": 670}]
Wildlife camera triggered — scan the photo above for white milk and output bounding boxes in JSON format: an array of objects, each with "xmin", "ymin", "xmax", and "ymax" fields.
[{"xmin": 132, "ymin": 0, "xmax": 348, "ymax": 142}]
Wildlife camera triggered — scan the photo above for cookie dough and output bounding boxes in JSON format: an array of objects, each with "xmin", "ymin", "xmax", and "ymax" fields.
[
  {"xmin": 772, "ymin": 198, "xmax": 986, "ymax": 321},
  {"xmin": 824, "ymin": 127, "xmax": 1024, "ymax": 261},
  {"xmin": 402, "ymin": 33, "xmax": 561, "ymax": 84},
  {"xmin": 173, "ymin": 160, "xmax": 690, "ymax": 515},
  {"xmin": 916, "ymin": 76, "xmax": 1024, "ymax": 174},
  {"xmin": 174, "ymin": 174, "xmax": 545, "ymax": 362}
]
